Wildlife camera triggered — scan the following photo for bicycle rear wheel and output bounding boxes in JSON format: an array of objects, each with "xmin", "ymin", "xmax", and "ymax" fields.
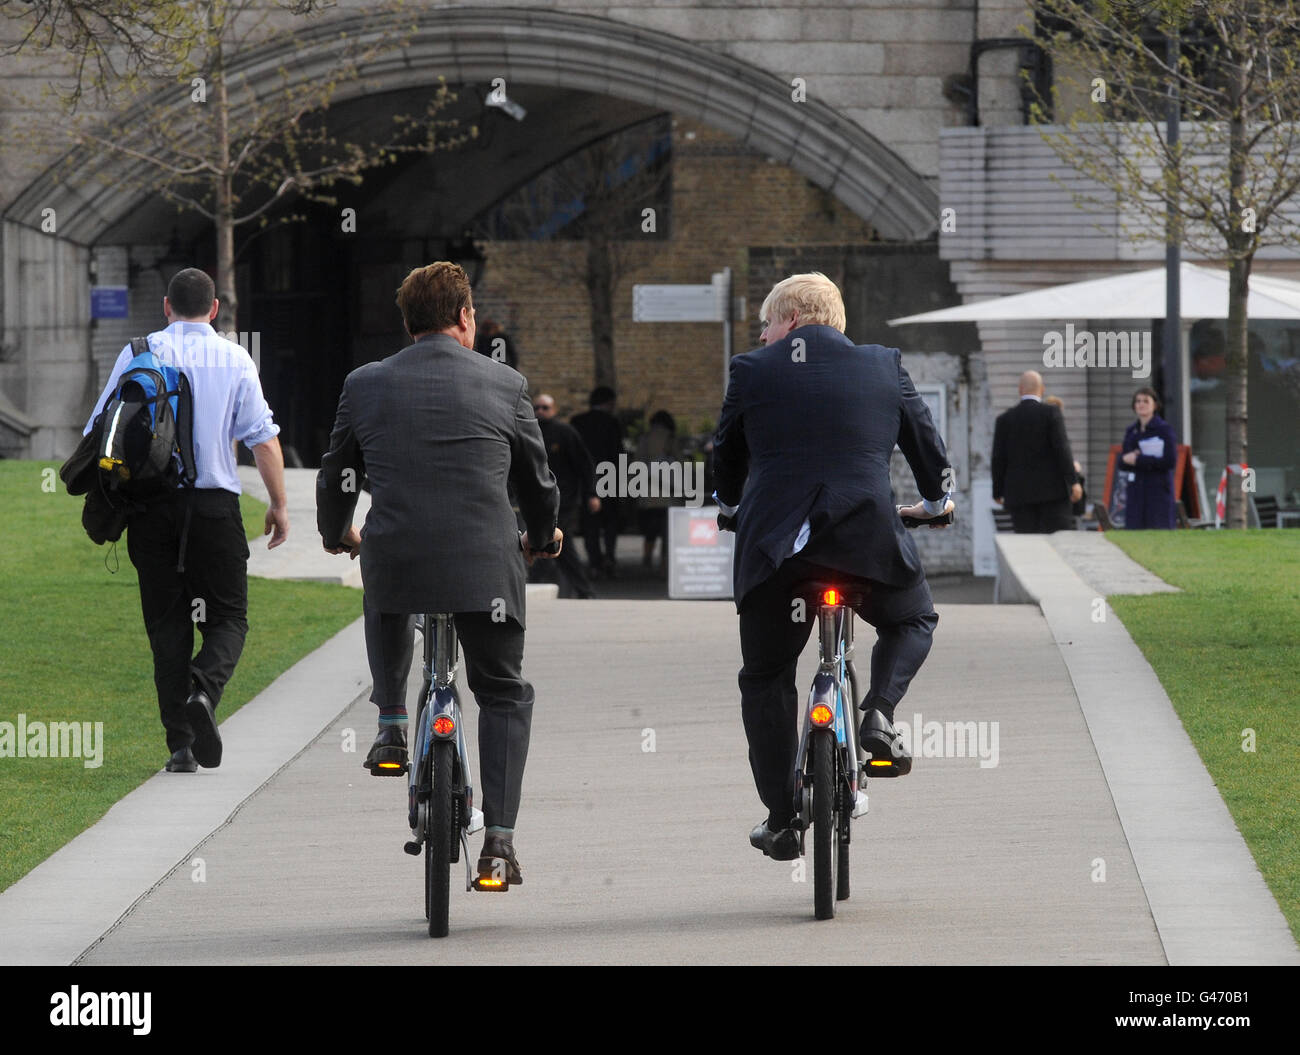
[
  {"xmin": 836, "ymin": 775, "xmax": 851, "ymax": 902},
  {"xmin": 426, "ymin": 739, "xmax": 455, "ymax": 938},
  {"xmin": 812, "ymin": 728, "xmax": 837, "ymax": 920}
]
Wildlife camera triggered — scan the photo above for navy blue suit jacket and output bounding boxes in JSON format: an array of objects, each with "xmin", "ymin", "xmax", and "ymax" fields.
[{"xmin": 712, "ymin": 325, "xmax": 949, "ymax": 609}]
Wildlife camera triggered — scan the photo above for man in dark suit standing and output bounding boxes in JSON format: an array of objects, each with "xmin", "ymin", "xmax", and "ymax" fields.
[
  {"xmin": 991, "ymin": 370, "xmax": 1082, "ymax": 533},
  {"xmin": 532, "ymin": 393, "xmax": 599, "ymax": 598},
  {"xmin": 317, "ymin": 262, "xmax": 561, "ymax": 885},
  {"xmin": 712, "ymin": 273, "xmax": 954, "ymax": 861}
]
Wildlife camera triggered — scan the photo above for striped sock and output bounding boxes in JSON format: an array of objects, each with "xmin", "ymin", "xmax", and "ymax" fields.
[{"xmin": 378, "ymin": 709, "xmax": 407, "ymax": 727}]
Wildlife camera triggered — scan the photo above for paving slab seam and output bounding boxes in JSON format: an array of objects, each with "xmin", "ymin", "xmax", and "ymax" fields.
[
  {"xmin": 71, "ymin": 685, "xmax": 375, "ymax": 966},
  {"xmin": 995, "ymin": 534, "xmax": 1300, "ymax": 966}
]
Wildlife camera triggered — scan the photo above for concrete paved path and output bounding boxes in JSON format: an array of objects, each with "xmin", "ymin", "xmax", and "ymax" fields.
[
  {"xmin": 42, "ymin": 600, "xmax": 1160, "ymax": 965},
  {"xmin": 3, "ymin": 483, "xmax": 1293, "ymax": 963}
]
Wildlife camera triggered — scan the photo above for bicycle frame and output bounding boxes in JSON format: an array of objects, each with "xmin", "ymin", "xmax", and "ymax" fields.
[
  {"xmin": 408, "ymin": 614, "xmax": 480, "ymax": 890},
  {"xmin": 792, "ymin": 596, "xmax": 865, "ymax": 829}
]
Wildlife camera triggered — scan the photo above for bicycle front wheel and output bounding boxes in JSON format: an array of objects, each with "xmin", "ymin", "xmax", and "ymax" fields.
[
  {"xmin": 426, "ymin": 739, "xmax": 455, "ymax": 938},
  {"xmin": 812, "ymin": 728, "xmax": 837, "ymax": 921}
]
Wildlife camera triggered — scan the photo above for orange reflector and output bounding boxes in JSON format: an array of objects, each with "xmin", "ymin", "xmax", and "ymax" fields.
[
  {"xmin": 377, "ymin": 762, "xmax": 402, "ymax": 769},
  {"xmin": 477, "ymin": 878, "xmax": 504, "ymax": 887},
  {"xmin": 822, "ymin": 588, "xmax": 839, "ymax": 606},
  {"xmin": 432, "ymin": 715, "xmax": 455, "ymax": 736},
  {"xmin": 810, "ymin": 704, "xmax": 834, "ymax": 727},
  {"xmin": 869, "ymin": 760, "xmax": 894, "ymax": 767}
]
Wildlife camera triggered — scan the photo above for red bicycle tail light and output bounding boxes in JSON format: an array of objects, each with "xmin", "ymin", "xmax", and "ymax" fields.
[
  {"xmin": 810, "ymin": 704, "xmax": 834, "ymax": 727},
  {"xmin": 433, "ymin": 715, "xmax": 455, "ymax": 737},
  {"xmin": 822, "ymin": 588, "xmax": 839, "ymax": 606}
]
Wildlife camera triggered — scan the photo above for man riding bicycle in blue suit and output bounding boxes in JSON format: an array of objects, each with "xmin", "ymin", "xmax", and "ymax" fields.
[{"xmin": 712, "ymin": 272, "xmax": 954, "ymax": 861}]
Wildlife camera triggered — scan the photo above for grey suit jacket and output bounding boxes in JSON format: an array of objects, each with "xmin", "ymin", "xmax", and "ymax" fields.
[{"xmin": 316, "ymin": 333, "xmax": 558, "ymax": 626}]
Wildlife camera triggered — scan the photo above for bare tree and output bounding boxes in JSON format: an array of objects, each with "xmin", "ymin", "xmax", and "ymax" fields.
[
  {"xmin": 1028, "ymin": 0, "xmax": 1300, "ymax": 527},
  {"xmin": 11, "ymin": 0, "xmax": 472, "ymax": 331},
  {"xmin": 473, "ymin": 115, "xmax": 672, "ymax": 392},
  {"xmin": 0, "ymin": 0, "xmax": 326, "ymax": 105}
]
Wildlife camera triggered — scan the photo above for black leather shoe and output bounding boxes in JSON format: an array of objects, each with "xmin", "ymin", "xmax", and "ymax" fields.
[
  {"xmin": 749, "ymin": 820, "xmax": 801, "ymax": 861},
  {"xmin": 859, "ymin": 708, "xmax": 911, "ymax": 777},
  {"xmin": 476, "ymin": 834, "xmax": 523, "ymax": 887},
  {"xmin": 165, "ymin": 747, "xmax": 197, "ymax": 773},
  {"xmin": 363, "ymin": 724, "xmax": 408, "ymax": 776},
  {"xmin": 184, "ymin": 691, "xmax": 222, "ymax": 769}
]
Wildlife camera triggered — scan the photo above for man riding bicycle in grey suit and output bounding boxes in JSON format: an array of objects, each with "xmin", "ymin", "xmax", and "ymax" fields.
[
  {"xmin": 712, "ymin": 272, "xmax": 954, "ymax": 861},
  {"xmin": 317, "ymin": 262, "xmax": 561, "ymax": 886}
]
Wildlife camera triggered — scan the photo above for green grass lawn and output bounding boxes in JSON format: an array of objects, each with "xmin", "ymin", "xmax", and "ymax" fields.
[
  {"xmin": 1105, "ymin": 531, "xmax": 1300, "ymax": 941},
  {"xmin": 0, "ymin": 461, "xmax": 362, "ymax": 891}
]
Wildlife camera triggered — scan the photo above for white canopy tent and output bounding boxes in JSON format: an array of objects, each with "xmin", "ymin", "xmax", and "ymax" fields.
[
  {"xmin": 887, "ymin": 263, "xmax": 1300, "ymax": 550},
  {"xmin": 887, "ymin": 263, "xmax": 1300, "ymax": 325}
]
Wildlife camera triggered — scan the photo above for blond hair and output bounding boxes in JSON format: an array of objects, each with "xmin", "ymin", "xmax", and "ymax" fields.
[{"xmin": 759, "ymin": 272, "xmax": 846, "ymax": 333}]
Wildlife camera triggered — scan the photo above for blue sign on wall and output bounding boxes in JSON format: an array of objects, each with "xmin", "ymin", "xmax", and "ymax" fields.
[{"xmin": 91, "ymin": 286, "xmax": 129, "ymax": 319}]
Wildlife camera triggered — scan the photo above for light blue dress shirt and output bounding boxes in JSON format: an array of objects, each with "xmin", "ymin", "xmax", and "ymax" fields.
[{"xmin": 83, "ymin": 321, "xmax": 279, "ymax": 494}]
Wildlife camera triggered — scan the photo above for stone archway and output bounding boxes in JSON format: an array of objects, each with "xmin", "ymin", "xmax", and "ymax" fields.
[
  {"xmin": 7, "ymin": 6, "xmax": 936, "ymax": 243},
  {"xmin": 4, "ymin": 7, "xmax": 939, "ymax": 457}
]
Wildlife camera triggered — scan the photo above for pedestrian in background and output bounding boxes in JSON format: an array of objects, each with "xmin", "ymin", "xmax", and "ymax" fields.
[
  {"xmin": 635, "ymin": 409, "xmax": 678, "ymax": 573},
  {"xmin": 991, "ymin": 370, "xmax": 1082, "ymax": 533},
  {"xmin": 533, "ymin": 394, "xmax": 599, "ymax": 598},
  {"xmin": 1044, "ymin": 395, "xmax": 1087, "ymax": 521},
  {"xmin": 571, "ymin": 385, "xmax": 625, "ymax": 577},
  {"xmin": 1120, "ymin": 387, "xmax": 1177, "ymax": 529}
]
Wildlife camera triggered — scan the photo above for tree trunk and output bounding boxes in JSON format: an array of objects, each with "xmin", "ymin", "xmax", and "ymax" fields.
[
  {"xmin": 213, "ymin": 43, "xmax": 237, "ymax": 333},
  {"xmin": 1225, "ymin": 53, "xmax": 1250, "ymax": 530},
  {"xmin": 1225, "ymin": 255, "xmax": 1251, "ymax": 529},
  {"xmin": 587, "ymin": 236, "xmax": 616, "ymax": 391}
]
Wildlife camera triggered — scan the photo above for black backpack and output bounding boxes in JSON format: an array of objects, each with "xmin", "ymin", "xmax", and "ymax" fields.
[{"xmin": 61, "ymin": 337, "xmax": 197, "ymax": 548}]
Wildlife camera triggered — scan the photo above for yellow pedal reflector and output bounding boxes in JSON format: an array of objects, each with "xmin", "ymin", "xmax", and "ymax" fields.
[
  {"xmin": 433, "ymin": 715, "xmax": 455, "ymax": 736},
  {"xmin": 377, "ymin": 762, "xmax": 403, "ymax": 770},
  {"xmin": 869, "ymin": 760, "xmax": 894, "ymax": 767},
  {"xmin": 473, "ymin": 877, "xmax": 508, "ymax": 891},
  {"xmin": 810, "ymin": 704, "xmax": 834, "ymax": 727}
]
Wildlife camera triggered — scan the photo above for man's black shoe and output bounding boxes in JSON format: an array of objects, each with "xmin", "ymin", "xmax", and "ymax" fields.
[
  {"xmin": 476, "ymin": 834, "xmax": 522, "ymax": 887},
  {"xmin": 859, "ymin": 708, "xmax": 911, "ymax": 777},
  {"xmin": 750, "ymin": 820, "xmax": 801, "ymax": 861},
  {"xmin": 165, "ymin": 746, "xmax": 197, "ymax": 773},
  {"xmin": 364, "ymin": 724, "xmax": 408, "ymax": 776},
  {"xmin": 184, "ymin": 691, "xmax": 222, "ymax": 769}
]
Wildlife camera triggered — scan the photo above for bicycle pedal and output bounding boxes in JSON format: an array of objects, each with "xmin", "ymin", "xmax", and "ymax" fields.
[
  {"xmin": 402, "ymin": 840, "xmax": 421, "ymax": 856},
  {"xmin": 471, "ymin": 876, "xmax": 510, "ymax": 892},
  {"xmin": 366, "ymin": 759, "xmax": 408, "ymax": 777}
]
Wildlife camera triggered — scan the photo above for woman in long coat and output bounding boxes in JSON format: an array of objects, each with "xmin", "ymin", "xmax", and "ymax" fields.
[{"xmin": 1121, "ymin": 387, "xmax": 1178, "ymax": 529}]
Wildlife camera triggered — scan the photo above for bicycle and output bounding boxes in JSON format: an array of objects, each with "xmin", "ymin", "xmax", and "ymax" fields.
[
  {"xmin": 390, "ymin": 531, "xmax": 562, "ymax": 937},
  {"xmin": 788, "ymin": 505, "xmax": 955, "ymax": 921},
  {"xmin": 396, "ymin": 612, "xmax": 498, "ymax": 938}
]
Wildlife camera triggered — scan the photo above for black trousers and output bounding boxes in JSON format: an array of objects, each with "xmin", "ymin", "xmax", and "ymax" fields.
[
  {"xmin": 581, "ymin": 496, "xmax": 621, "ymax": 567},
  {"xmin": 738, "ymin": 556, "xmax": 938, "ymax": 828},
  {"xmin": 1008, "ymin": 499, "xmax": 1073, "ymax": 533},
  {"xmin": 530, "ymin": 507, "xmax": 595, "ymax": 598},
  {"xmin": 364, "ymin": 599, "xmax": 533, "ymax": 830},
  {"xmin": 126, "ymin": 489, "xmax": 250, "ymax": 754}
]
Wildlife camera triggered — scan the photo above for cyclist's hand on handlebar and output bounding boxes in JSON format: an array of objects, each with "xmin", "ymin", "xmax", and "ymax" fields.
[
  {"xmin": 520, "ymin": 528, "xmax": 563, "ymax": 564},
  {"xmin": 324, "ymin": 525, "xmax": 362, "ymax": 558},
  {"xmin": 897, "ymin": 499, "xmax": 955, "ymax": 528}
]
